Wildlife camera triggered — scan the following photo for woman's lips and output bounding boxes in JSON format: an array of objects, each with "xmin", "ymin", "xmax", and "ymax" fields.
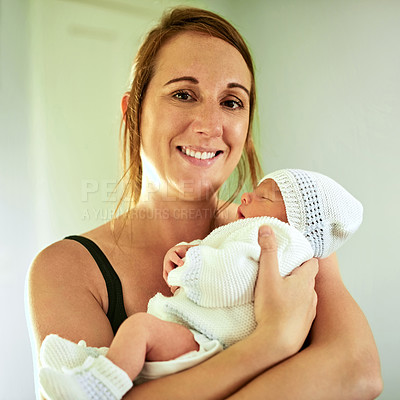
[{"xmin": 177, "ymin": 146, "xmax": 223, "ymax": 166}]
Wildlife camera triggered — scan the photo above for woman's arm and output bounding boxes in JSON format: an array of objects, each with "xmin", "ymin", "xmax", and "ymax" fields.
[
  {"xmin": 27, "ymin": 240, "xmax": 116, "ymax": 399},
  {"xmin": 28, "ymin": 240, "xmax": 116, "ymax": 347},
  {"xmin": 226, "ymin": 253, "xmax": 383, "ymax": 400},
  {"xmin": 30, "ymin": 230, "xmax": 380, "ymax": 400},
  {"xmin": 124, "ymin": 231, "xmax": 382, "ymax": 400},
  {"xmin": 30, "ymin": 229, "xmax": 310, "ymax": 400}
]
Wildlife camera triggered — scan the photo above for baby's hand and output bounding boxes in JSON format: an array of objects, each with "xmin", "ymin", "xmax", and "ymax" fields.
[{"xmin": 163, "ymin": 244, "xmax": 195, "ymax": 293}]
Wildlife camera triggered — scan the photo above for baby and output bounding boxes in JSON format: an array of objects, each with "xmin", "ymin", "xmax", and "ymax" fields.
[{"xmin": 39, "ymin": 169, "xmax": 363, "ymax": 400}]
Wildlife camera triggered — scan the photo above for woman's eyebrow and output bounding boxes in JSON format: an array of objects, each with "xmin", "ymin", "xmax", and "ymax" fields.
[
  {"xmin": 227, "ymin": 82, "xmax": 250, "ymax": 98},
  {"xmin": 164, "ymin": 76, "xmax": 199, "ymax": 86}
]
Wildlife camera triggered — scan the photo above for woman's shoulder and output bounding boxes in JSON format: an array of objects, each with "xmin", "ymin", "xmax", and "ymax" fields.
[
  {"xmin": 27, "ymin": 229, "xmax": 115, "ymax": 348},
  {"xmin": 29, "ymin": 220, "xmax": 116, "ymax": 290},
  {"xmin": 28, "ymin": 239, "xmax": 96, "ymax": 291},
  {"xmin": 32, "ymin": 238, "xmax": 83, "ymax": 268},
  {"xmin": 28, "ymin": 215, "xmax": 138, "ymax": 298}
]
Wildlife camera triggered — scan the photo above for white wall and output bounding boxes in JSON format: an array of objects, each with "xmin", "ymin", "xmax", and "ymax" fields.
[
  {"xmin": 0, "ymin": 0, "xmax": 36, "ymax": 398},
  {"xmin": 218, "ymin": 1, "xmax": 399, "ymax": 398},
  {"xmin": 2, "ymin": 0, "xmax": 398, "ymax": 398}
]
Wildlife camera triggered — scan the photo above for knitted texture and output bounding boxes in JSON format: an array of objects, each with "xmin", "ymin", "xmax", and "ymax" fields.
[
  {"xmin": 148, "ymin": 217, "xmax": 314, "ymax": 348},
  {"xmin": 134, "ymin": 330, "xmax": 223, "ymax": 385},
  {"xmin": 259, "ymin": 169, "xmax": 363, "ymax": 258},
  {"xmin": 40, "ymin": 334, "xmax": 109, "ymax": 372},
  {"xmin": 39, "ymin": 355, "xmax": 132, "ymax": 400}
]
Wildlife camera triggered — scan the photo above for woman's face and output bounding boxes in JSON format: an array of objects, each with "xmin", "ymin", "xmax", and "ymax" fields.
[{"xmin": 140, "ymin": 31, "xmax": 251, "ymax": 201}]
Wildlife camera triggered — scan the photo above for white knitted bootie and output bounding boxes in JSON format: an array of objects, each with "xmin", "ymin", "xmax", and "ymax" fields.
[
  {"xmin": 40, "ymin": 334, "xmax": 109, "ymax": 371},
  {"xmin": 39, "ymin": 355, "xmax": 133, "ymax": 400}
]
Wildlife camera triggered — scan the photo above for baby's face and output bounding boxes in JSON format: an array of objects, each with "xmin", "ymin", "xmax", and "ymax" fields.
[{"xmin": 237, "ymin": 179, "xmax": 288, "ymax": 222}]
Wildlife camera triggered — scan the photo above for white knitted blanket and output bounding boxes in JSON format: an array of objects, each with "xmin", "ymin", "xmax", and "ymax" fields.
[{"xmin": 147, "ymin": 217, "xmax": 314, "ymax": 348}]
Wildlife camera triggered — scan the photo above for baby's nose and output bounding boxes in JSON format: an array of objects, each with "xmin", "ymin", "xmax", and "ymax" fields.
[{"xmin": 241, "ymin": 192, "xmax": 251, "ymax": 204}]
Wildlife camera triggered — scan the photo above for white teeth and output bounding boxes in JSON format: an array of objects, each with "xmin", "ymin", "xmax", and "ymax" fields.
[{"xmin": 181, "ymin": 146, "xmax": 217, "ymax": 160}]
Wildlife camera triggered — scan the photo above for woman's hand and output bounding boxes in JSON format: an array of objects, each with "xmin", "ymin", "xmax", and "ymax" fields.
[
  {"xmin": 125, "ymin": 227, "xmax": 381, "ymax": 400},
  {"xmin": 252, "ymin": 225, "xmax": 319, "ymax": 356}
]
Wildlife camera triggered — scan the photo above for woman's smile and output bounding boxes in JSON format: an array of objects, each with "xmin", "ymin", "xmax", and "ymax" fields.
[
  {"xmin": 177, "ymin": 145, "xmax": 223, "ymax": 165},
  {"xmin": 139, "ymin": 31, "xmax": 251, "ymax": 200}
]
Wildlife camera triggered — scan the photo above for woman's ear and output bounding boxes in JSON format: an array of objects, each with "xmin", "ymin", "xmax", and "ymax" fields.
[{"xmin": 121, "ymin": 92, "xmax": 130, "ymax": 122}]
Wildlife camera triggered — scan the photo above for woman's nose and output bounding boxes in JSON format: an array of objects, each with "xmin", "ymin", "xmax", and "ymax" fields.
[
  {"xmin": 192, "ymin": 103, "xmax": 223, "ymax": 137},
  {"xmin": 241, "ymin": 192, "xmax": 251, "ymax": 204}
]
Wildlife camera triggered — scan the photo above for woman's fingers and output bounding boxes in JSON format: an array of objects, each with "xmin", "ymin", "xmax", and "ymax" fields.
[
  {"xmin": 254, "ymin": 226, "xmax": 281, "ymax": 326},
  {"xmin": 291, "ymin": 258, "xmax": 319, "ymax": 277},
  {"xmin": 257, "ymin": 225, "xmax": 280, "ymax": 282},
  {"xmin": 294, "ymin": 258, "xmax": 319, "ymax": 319},
  {"xmin": 290, "ymin": 258, "xmax": 319, "ymax": 290},
  {"xmin": 254, "ymin": 226, "xmax": 319, "ymax": 353}
]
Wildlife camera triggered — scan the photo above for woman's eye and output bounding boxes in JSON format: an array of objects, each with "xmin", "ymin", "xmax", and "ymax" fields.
[
  {"xmin": 172, "ymin": 91, "xmax": 194, "ymax": 101},
  {"xmin": 222, "ymin": 98, "xmax": 244, "ymax": 109}
]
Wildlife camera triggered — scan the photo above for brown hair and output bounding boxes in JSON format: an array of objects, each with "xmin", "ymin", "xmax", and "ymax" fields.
[{"xmin": 116, "ymin": 6, "xmax": 262, "ymax": 216}]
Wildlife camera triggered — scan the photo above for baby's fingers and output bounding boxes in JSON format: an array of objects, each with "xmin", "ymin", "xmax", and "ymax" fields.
[
  {"xmin": 163, "ymin": 261, "xmax": 176, "ymax": 282},
  {"xmin": 174, "ymin": 244, "xmax": 196, "ymax": 258},
  {"xmin": 169, "ymin": 251, "xmax": 185, "ymax": 267}
]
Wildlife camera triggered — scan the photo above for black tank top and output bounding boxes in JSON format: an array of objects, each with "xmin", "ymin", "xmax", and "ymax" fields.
[{"xmin": 64, "ymin": 235, "xmax": 128, "ymax": 334}]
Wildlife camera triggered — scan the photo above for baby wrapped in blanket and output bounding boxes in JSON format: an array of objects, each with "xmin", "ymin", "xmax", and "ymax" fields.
[
  {"xmin": 148, "ymin": 168, "xmax": 363, "ymax": 348},
  {"xmin": 39, "ymin": 169, "xmax": 363, "ymax": 400}
]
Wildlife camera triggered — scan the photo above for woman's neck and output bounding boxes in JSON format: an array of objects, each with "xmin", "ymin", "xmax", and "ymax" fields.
[
  {"xmin": 134, "ymin": 193, "xmax": 219, "ymax": 244},
  {"xmin": 111, "ymin": 179, "xmax": 238, "ymax": 250}
]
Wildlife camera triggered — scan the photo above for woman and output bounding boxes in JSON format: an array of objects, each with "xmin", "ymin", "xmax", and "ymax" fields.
[{"xmin": 28, "ymin": 7, "xmax": 382, "ymax": 399}]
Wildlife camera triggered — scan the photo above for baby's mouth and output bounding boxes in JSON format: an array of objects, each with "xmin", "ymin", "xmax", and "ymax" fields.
[
  {"xmin": 237, "ymin": 207, "xmax": 245, "ymax": 219},
  {"xmin": 178, "ymin": 146, "xmax": 222, "ymax": 160}
]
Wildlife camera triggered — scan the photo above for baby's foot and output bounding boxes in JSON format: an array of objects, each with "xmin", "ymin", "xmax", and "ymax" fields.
[
  {"xmin": 39, "ymin": 355, "xmax": 132, "ymax": 400},
  {"xmin": 40, "ymin": 334, "xmax": 109, "ymax": 371}
]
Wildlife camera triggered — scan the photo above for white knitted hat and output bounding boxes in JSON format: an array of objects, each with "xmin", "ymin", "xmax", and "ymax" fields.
[{"xmin": 259, "ymin": 169, "xmax": 363, "ymax": 258}]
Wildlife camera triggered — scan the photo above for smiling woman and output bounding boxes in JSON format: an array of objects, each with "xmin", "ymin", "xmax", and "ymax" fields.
[
  {"xmin": 137, "ymin": 31, "xmax": 251, "ymax": 203},
  {"xmin": 119, "ymin": 8, "xmax": 260, "ymax": 210},
  {"xmin": 27, "ymin": 6, "xmax": 382, "ymax": 400}
]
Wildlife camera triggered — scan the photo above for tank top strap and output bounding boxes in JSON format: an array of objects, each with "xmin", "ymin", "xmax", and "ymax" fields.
[{"xmin": 64, "ymin": 235, "xmax": 128, "ymax": 334}]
